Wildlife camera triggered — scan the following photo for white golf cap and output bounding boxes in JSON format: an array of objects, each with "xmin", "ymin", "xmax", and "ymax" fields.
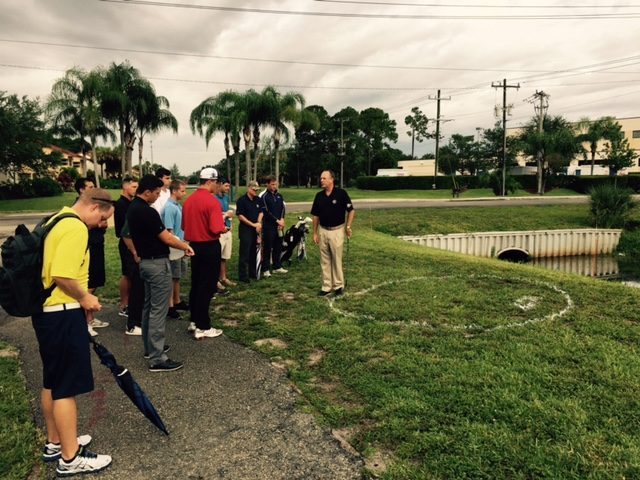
[{"xmin": 200, "ymin": 167, "xmax": 218, "ymax": 180}]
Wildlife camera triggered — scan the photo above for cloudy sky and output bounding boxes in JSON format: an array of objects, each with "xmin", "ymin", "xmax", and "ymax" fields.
[{"xmin": 2, "ymin": 0, "xmax": 640, "ymax": 175}]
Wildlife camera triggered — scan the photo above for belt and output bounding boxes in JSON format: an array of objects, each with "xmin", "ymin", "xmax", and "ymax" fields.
[
  {"xmin": 42, "ymin": 302, "xmax": 81, "ymax": 313},
  {"xmin": 321, "ymin": 224, "xmax": 345, "ymax": 231},
  {"xmin": 140, "ymin": 254, "xmax": 169, "ymax": 260}
]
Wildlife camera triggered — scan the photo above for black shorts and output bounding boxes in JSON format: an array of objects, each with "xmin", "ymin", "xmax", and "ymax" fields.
[
  {"xmin": 88, "ymin": 242, "xmax": 106, "ymax": 289},
  {"xmin": 118, "ymin": 238, "xmax": 136, "ymax": 278},
  {"xmin": 32, "ymin": 308, "xmax": 94, "ymax": 400}
]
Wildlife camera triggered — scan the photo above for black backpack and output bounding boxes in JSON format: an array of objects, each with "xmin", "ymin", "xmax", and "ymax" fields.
[{"xmin": 0, "ymin": 213, "xmax": 83, "ymax": 317}]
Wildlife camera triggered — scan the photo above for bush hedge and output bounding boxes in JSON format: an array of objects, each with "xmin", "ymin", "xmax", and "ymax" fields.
[
  {"xmin": 0, "ymin": 178, "xmax": 63, "ymax": 200},
  {"xmin": 356, "ymin": 174, "xmax": 640, "ymax": 193}
]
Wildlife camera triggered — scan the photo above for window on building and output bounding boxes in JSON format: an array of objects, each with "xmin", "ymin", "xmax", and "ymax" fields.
[{"xmin": 633, "ymin": 130, "xmax": 640, "ymax": 138}]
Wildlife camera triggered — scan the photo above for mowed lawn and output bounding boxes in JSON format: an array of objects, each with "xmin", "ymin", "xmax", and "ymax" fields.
[{"xmin": 103, "ymin": 205, "xmax": 640, "ymax": 479}]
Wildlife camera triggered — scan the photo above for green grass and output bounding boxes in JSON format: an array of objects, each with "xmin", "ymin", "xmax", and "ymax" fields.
[
  {"xmin": 214, "ymin": 226, "xmax": 640, "ymax": 479},
  {"xmin": 0, "ymin": 341, "xmax": 39, "ymax": 480}
]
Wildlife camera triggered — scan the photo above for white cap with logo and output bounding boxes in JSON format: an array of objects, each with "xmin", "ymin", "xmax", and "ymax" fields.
[{"xmin": 200, "ymin": 167, "xmax": 218, "ymax": 180}]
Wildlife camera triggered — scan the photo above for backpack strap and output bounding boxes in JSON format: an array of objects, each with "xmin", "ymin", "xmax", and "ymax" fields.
[{"xmin": 41, "ymin": 212, "xmax": 89, "ymax": 300}]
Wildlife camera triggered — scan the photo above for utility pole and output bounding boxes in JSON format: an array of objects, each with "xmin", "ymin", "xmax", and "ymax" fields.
[
  {"xmin": 491, "ymin": 79, "xmax": 520, "ymax": 196},
  {"xmin": 428, "ymin": 89, "xmax": 451, "ymax": 189},
  {"xmin": 336, "ymin": 118, "xmax": 348, "ymax": 188},
  {"xmin": 527, "ymin": 90, "xmax": 550, "ymax": 195}
]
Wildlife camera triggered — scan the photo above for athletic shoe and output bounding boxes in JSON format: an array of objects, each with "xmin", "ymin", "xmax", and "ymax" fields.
[
  {"xmin": 194, "ymin": 328, "xmax": 223, "ymax": 340},
  {"xmin": 334, "ymin": 288, "xmax": 344, "ymax": 297},
  {"xmin": 144, "ymin": 345, "xmax": 170, "ymax": 359},
  {"xmin": 174, "ymin": 301, "xmax": 189, "ymax": 311},
  {"xmin": 222, "ymin": 278, "xmax": 237, "ymax": 287},
  {"xmin": 43, "ymin": 435, "xmax": 92, "ymax": 462},
  {"xmin": 125, "ymin": 326, "xmax": 142, "ymax": 336},
  {"xmin": 215, "ymin": 289, "xmax": 230, "ymax": 297},
  {"xmin": 187, "ymin": 322, "xmax": 196, "ymax": 333},
  {"xmin": 148, "ymin": 359, "xmax": 183, "ymax": 372},
  {"xmin": 88, "ymin": 325, "xmax": 98, "ymax": 337},
  {"xmin": 274, "ymin": 268, "xmax": 288, "ymax": 274},
  {"xmin": 167, "ymin": 307, "xmax": 181, "ymax": 320},
  {"xmin": 90, "ymin": 318, "xmax": 109, "ymax": 328},
  {"xmin": 55, "ymin": 446, "xmax": 112, "ymax": 477},
  {"xmin": 317, "ymin": 290, "xmax": 331, "ymax": 297},
  {"xmin": 263, "ymin": 271, "xmax": 272, "ymax": 278},
  {"xmin": 118, "ymin": 306, "xmax": 129, "ymax": 317}
]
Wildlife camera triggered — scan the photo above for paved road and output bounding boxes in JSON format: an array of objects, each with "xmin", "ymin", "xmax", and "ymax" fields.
[
  {"xmin": 0, "ymin": 196, "xmax": 591, "ymax": 239},
  {"xmin": 1, "ymin": 305, "xmax": 362, "ymax": 479}
]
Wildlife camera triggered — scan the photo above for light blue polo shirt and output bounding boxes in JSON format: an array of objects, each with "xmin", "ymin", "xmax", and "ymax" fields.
[{"xmin": 162, "ymin": 198, "xmax": 184, "ymax": 240}]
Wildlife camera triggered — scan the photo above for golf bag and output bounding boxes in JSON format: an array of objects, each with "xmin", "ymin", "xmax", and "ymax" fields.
[{"xmin": 280, "ymin": 216, "xmax": 312, "ymax": 264}]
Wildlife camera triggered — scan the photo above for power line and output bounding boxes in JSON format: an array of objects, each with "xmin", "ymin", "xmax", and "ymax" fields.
[
  {"xmin": 0, "ymin": 38, "xmax": 550, "ymax": 74},
  {"xmin": 0, "ymin": 63, "xmax": 431, "ymax": 91},
  {"xmin": 97, "ymin": 0, "xmax": 640, "ymax": 19},
  {"xmin": 315, "ymin": 0, "xmax": 640, "ymax": 8}
]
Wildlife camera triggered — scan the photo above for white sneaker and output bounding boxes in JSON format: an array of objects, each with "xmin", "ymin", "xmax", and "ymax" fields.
[
  {"xmin": 187, "ymin": 322, "xmax": 196, "ymax": 333},
  {"xmin": 43, "ymin": 434, "xmax": 92, "ymax": 462},
  {"xmin": 125, "ymin": 326, "xmax": 142, "ymax": 336},
  {"xmin": 56, "ymin": 446, "xmax": 112, "ymax": 477},
  {"xmin": 194, "ymin": 328, "xmax": 223, "ymax": 339},
  {"xmin": 274, "ymin": 268, "xmax": 288, "ymax": 274},
  {"xmin": 90, "ymin": 318, "xmax": 109, "ymax": 328},
  {"xmin": 263, "ymin": 271, "xmax": 272, "ymax": 278},
  {"xmin": 88, "ymin": 325, "xmax": 98, "ymax": 337}
]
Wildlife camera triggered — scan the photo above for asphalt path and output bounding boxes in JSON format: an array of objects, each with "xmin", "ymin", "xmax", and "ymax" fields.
[
  {"xmin": 1, "ymin": 305, "xmax": 362, "ymax": 479},
  {"xmin": 0, "ymin": 196, "xmax": 591, "ymax": 240}
]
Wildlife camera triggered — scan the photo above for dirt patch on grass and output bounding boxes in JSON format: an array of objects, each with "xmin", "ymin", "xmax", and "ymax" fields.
[
  {"xmin": 365, "ymin": 449, "xmax": 395, "ymax": 477},
  {"xmin": 0, "ymin": 346, "xmax": 18, "ymax": 358},
  {"xmin": 307, "ymin": 349, "xmax": 326, "ymax": 367},
  {"xmin": 332, "ymin": 428, "xmax": 360, "ymax": 457},
  {"xmin": 254, "ymin": 338, "xmax": 289, "ymax": 349}
]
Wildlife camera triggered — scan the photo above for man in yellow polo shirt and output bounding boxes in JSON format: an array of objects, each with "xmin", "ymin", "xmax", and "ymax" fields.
[{"xmin": 34, "ymin": 189, "xmax": 114, "ymax": 477}]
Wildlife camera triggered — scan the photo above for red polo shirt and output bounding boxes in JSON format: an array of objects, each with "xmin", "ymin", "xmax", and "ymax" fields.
[{"xmin": 182, "ymin": 188, "xmax": 225, "ymax": 242}]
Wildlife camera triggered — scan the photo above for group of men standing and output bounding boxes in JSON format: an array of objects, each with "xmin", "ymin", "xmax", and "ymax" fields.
[{"xmin": 29, "ymin": 166, "xmax": 354, "ymax": 477}]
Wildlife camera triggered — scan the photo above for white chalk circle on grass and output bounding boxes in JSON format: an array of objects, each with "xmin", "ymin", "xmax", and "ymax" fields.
[{"xmin": 327, "ymin": 275, "xmax": 574, "ymax": 334}]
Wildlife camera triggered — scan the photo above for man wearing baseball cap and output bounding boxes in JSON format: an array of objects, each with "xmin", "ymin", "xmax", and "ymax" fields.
[{"xmin": 182, "ymin": 167, "xmax": 227, "ymax": 339}]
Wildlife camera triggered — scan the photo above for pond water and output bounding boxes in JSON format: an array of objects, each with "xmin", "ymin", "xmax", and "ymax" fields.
[{"xmin": 525, "ymin": 255, "xmax": 640, "ymax": 287}]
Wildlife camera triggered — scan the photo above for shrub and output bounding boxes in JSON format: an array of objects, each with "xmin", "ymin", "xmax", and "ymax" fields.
[
  {"xmin": 487, "ymin": 173, "xmax": 521, "ymax": 196},
  {"xmin": 32, "ymin": 177, "xmax": 63, "ymax": 197},
  {"xmin": 99, "ymin": 177, "xmax": 124, "ymax": 189},
  {"xmin": 57, "ymin": 171, "xmax": 75, "ymax": 191},
  {"xmin": 355, "ymin": 175, "xmax": 481, "ymax": 190},
  {"xmin": 589, "ymin": 184, "xmax": 636, "ymax": 228}
]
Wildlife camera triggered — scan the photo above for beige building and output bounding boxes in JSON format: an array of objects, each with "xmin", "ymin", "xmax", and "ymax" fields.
[
  {"xmin": 377, "ymin": 159, "xmax": 436, "ymax": 177},
  {"xmin": 0, "ymin": 146, "xmax": 93, "ymax": 183},
  {"xmin": 511, "ymin": 116, "xmax": 640, "ymax": 176}
]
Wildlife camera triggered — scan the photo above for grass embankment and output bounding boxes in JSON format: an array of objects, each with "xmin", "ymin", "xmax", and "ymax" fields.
[
  {"xmin": 218, "ymin": 223, "xmax": 640, "ymax": 479},
  {"xmin": 7, "ymin": 204, "xmax": 640, "ymax": 479}
]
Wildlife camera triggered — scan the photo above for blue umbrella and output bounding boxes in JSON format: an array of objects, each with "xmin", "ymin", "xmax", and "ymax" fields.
[{"xmin": 90, "ymin": 338, "xmax": 169, "ymax": 435}]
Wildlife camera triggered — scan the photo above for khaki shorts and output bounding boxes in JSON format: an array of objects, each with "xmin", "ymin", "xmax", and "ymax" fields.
[
  {"xmin": 220, "ymin": 230, "xmax": 233, "ymax": 260},
  {"xmin": 170, "ymin": 256, "xmax": 189, "ymax": 279}
]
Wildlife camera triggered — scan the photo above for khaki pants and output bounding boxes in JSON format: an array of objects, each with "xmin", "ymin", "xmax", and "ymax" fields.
[{"xmin": 319, "ymin": 225, "xmax": 345, "ymax": 292}]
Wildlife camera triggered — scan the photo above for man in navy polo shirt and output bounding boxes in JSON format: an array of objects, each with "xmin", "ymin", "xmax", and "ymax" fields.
[
  {"xmin": 311, "ymin": 170, "xmax": 355, "ymax": 297},
  {"xmin": 236, "ymin": 180, "xmax": 264, "ymax": 283},
  {"xmin": 260, "ymin": 175, "xmax": 287, "ymax": 277}
]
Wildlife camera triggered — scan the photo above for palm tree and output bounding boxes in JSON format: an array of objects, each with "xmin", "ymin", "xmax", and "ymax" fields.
[
  {"xmin": 576, "ymin": 116, "xmax": 620, "ymax": 176},
  {"xmin": 46, "ymin": 67, "xmax": 114, "ymax": 187},
  {"xmin": 136, "ymin": 87, "xmax": 178, "ymax": 176},
  {"xmin": 260, "ymin": 86, "xmax": 307, "ymax": 183},
  {"xmin": 191, "ymin": 90, "xmax": 245, "ymax": 190},
  {"xmin": 101, "ymin": 61, "xmax": 149, "ymax": 175}
]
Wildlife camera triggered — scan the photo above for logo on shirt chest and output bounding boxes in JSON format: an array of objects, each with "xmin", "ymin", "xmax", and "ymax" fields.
[{"xmin": 332, "ymin": 199, "xmax": 337, "ymax": 205}]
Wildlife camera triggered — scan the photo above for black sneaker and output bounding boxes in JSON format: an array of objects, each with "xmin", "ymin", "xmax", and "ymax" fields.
[
  {"xmin": 143, "ymin": 345, "xmax": 170, "ymax": 359},
  {"xmin": 149, "ymin": 359, "xmax": 184, "ymax": 372},
  {"xmin": 174, "ymin": 301, "xmax": 189, "ymax": 311},
  {"xmin": 334, "ymin": 288, "xmax": 344, "ymax": 297},
  {"xmin": 317, "ymin": 290, "xmax": 331, "ymax": 297},
  {"xmin": 167, "ymin": 307, "xmax": 181, "ymax": 320}
]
